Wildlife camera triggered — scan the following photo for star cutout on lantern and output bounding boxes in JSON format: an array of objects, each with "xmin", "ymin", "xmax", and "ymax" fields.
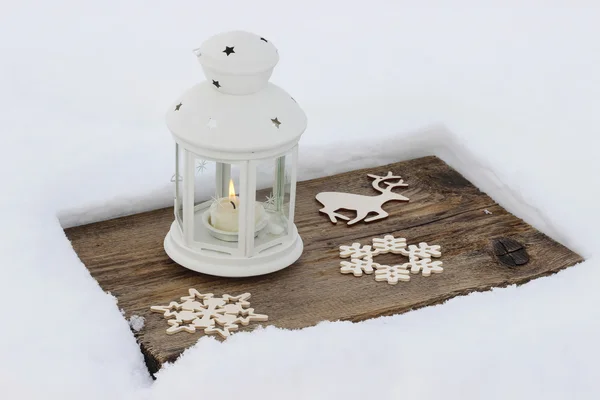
[
  {"xmin": 223, "ymin": 46, "xmax": 235, "ymax": 56},
  {"xmin": 212, "ymin": 80, "xmax": 221, "ymax": 88},
  {"xmin": 175, "ymin": 102, "xmax": 182, "ymax": 111},
  {"xmin": 271, "ymin": 117, "xmax": 281, "ymax": 129},
  {"xmin": 260, "ymin": 37, "xmax": 268, "ymax": 43},
  {"xmin": 206, "ymin": 118, "xmax": 217, "ymax": 129},
  {"xmin": 196, "ymin": 160, "xmax": 208, "ymax": 175}
]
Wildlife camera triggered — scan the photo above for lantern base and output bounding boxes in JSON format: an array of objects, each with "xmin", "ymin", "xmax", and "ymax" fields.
[{"xmin": 164, "ymin": 221, "xmax": 303, "ymax": 277}]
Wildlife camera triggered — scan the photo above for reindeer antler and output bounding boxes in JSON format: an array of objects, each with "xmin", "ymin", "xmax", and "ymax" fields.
[{"xmin": 367, "ymin": 172, "xmax": 408, "ymax": 193}]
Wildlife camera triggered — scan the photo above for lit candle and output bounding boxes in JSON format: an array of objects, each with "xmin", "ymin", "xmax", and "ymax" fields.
[{"xmin": 209, "ymin": 179, "xmax": 265, "ymax": 232}]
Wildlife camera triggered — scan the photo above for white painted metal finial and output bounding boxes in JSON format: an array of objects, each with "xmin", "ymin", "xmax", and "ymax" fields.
[{"xmin": 194, "ymin": 30, "xmax": 279, "ymax": 95}]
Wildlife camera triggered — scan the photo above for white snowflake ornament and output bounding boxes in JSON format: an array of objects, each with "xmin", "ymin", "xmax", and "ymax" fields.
[
  {"xmin": 150, "ymin": 290, "xmax": 267, "ymax": 338},
  {"xmin": 340, "ymin": 258, "xmax": 378, "ymax": 277},
  {"xmin": 374, "ymin": 264, "xmax": 411, "ymax": 285},
  {"xmin": 406, "ymin": 258, "xmax": 444, "ymax": 277},
  {"xmin": 235, "ymin": 308, "xmax": 269, "ymax": 326},
  {"xmin": 400, "ymin": 243, "xmax": 442, "ymax": 260},
  {"xmin": 150, "ymin": 301, "xmax": 182, "ymax": 318},
  {"xmin": 221, "ymin": 293, "xmax": 252, "ymax": 307},
  {"xmin": 166, "ymin": 310, "xmax": 203, "ymax": 334},
  {"xmin": 372, "ymin": 235, "xmax": 407, "ymax": 255},
  {"xmin": 339, "ymin": 243, "xmax": 374, "ymax": 260},
  {"xmin": 205, "ymin": 313, "xmax": 240, "ymax": 338},
  {"xmin": 337, "ymin": 234, "xmax": 444, "ymax": 285},
  {"xmin": 177, "ymin": 289, "xmax": 214, "ymax": 311}
]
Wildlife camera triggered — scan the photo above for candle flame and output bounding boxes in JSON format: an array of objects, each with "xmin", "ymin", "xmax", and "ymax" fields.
[{"xmin": 228, "ymin": 179, "xmax": 236, "ymax": 201}]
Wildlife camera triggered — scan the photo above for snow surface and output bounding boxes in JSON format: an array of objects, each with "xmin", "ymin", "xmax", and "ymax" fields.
[{"xmin": 1, "ymin": 1, "xmax": 600, "ymax": 399}]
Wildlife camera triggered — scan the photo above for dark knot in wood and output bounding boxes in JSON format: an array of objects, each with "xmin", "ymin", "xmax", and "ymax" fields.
[{"xmin": 492, "ymin": 237, "xmax": 529, "ymax": 267}]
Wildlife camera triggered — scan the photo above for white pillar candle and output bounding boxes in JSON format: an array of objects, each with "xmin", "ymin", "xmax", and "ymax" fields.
[{"xmin": 209, "ymin": 197, "xmax": 265, "ymax": 232}]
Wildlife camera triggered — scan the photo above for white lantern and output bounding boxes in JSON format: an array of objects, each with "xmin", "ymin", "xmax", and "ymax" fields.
[{"xmin": 164, "ymin": 31, "xmax": 307, "ymax": 277}]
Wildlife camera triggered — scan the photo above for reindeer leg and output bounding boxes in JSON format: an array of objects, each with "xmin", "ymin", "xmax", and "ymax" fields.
[
  {"xmin": 348, "ymin": 210, "xmax": 369, "ymax": 225},
  {"xmin": 320, "ymin": 208, "xmax": 350, "ymax": 224},
  {"xmin": 319, "ymin": 208, "xmax": 337, "ymax": 223},
  {"xmin": 332, "ymin": 212, "xmax": 350, "ymax": 221},
  {"xmin": 364, "ymin": 210, "xmax": 388, "ymax": 223}
]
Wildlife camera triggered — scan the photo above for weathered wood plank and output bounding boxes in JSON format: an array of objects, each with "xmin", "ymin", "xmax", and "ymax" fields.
[{"xmin": 64, "ymin": 156, "xmax": 583, "ymax": 374}]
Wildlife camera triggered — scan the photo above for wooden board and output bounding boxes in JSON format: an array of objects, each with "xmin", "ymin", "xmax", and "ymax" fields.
[{"xmin": 64, "ymin": 156, "xmax": 583, "ymax": 374}]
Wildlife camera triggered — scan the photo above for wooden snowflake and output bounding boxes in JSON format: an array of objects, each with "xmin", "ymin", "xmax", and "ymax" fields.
[
  {"xmin": 150, "ymin": 290, "xmax": 268, "ymax": 338},
  {"xmin": 400, "ymin": 242, "xmax": 442, "ymax": 260},
  {"xmin": 338, "ymin": 235, "xmax": 444, "ymax": 285},
  {"xmin": 405, "ymin": 258, "xmax": 444, "ymax": 277},
  {"xmin": 374, "ymin": 264, "xmax": 411, "ymax": 285},
  {"xmin": 340, "ymin": 258, "xmax": 378, "ymax": 277},
  {"xmin": 339, "ymin": 243, "xmax": 374, "ymax": 260},
  {"xmin": 372, "ymin": 235, "xmax": 407, "ymax": 255}
]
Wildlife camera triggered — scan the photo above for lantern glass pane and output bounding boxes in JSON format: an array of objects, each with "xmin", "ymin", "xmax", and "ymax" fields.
[
  {"xmin": 192, "ymin": 158, "xmax": 217, "ymax": 208},
  {"xmin": 189, "ymin": 156, "xmax": 244, "ymax": 256},
  {"xmin": 252, "ymin": 151, "xmax": 294, "ymax": 255},
  {"xmin": 174, "ymin": 144, "xmax": 183, "ymax": 229}
]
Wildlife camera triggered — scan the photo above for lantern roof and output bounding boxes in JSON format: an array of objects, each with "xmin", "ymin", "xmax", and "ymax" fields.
[
  {"xmin": 166, "ymin": 31, "xmax": 307, "ymax": 159},
  {"xmin": 195, "ymin": 30, "xmax": 279, "ymax": 76}
]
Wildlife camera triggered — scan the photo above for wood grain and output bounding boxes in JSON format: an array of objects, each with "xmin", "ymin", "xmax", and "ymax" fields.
[{"xmin": 64, "ymin": 156, "xmax": 583, "ymax": 374}]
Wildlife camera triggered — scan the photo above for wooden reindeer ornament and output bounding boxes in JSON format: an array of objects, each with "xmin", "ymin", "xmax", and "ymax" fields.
[{"xmin": 316, "ymin": 172, "xmax": 409, "ymax": 225}]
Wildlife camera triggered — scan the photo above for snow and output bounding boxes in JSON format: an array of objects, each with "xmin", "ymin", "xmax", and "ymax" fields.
[
  {"xmin": 129, "ymin": 315, "xmax": 146, "ymax": 332},
  {"xmin": 1, "ymin": 1, "xmax": 600, "ymax": 399}
]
